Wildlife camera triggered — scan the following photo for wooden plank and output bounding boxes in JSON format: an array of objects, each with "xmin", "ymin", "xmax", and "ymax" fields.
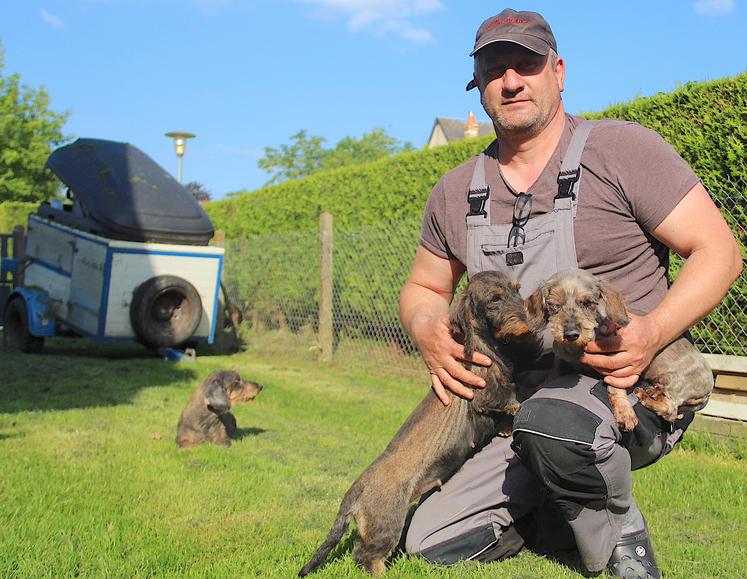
[
  {"xmin": 715, "ymin": 374, "xmax": 747, "ymax": 393},
  {"xmin": 699, "ymin": 399, "xmax": 747, "ymax": 422},
  {"xmin": 703, "ymin": 354, "xmax": 747, "ymax": 375},
  {"xmin": 690, "ymin": 414, "xmax": 747, "ymax": 439},
  {"xmin": 710, "ymin": 390, "xmax": 747, "ymax": 405}
]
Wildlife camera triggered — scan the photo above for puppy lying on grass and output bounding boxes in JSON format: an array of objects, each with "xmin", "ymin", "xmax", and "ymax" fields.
[
  {"xmin": 526, "ymin": 268, "xmax": 714, "ymax": 431},
  {"xmin": 176, "ymin": 370, "xmax": 263, "ymax": 448},
  {"xmin": 298, "ymin": 270, "xmax": 541, "ymax": 576}
]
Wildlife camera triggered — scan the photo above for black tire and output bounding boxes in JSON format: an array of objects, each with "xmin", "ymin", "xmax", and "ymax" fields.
[
  {"xmin": 3, "ymin": 297, "xmax": 44, "ymax": 353},
  {"xmin": 129, "ymin": 276, "xmax": 203, "ymax": 349}
]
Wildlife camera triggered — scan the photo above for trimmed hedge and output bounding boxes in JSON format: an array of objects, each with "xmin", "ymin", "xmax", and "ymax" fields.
[
  {"xmin": 0, "ymin": 202, "xmax": 36, "ymax": 233},
  {"xmin": 206, "ymin": 135, "xmax": 492, "ymax": 238}
]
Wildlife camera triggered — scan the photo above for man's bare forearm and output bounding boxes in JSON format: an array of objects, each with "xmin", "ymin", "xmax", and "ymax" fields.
[{"xmin": 399, "ymin": 280, "xmax": 453, "ymax": 339}]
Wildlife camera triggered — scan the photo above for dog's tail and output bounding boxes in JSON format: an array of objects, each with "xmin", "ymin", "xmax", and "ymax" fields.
[{"xmin": 298, "ymin": 503, "xmax": 351, "ymax": 577}]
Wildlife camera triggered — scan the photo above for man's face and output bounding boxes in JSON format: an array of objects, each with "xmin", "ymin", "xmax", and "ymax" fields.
[{"xmin": 474, "ymin": 43, "xmax": 565, "ymax": 137}]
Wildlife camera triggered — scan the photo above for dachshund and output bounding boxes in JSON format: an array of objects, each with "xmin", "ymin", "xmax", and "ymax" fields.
[
  {"xmin": 525, "ymin": 268, "xmax": 714, "ymax": 431},
  {"xmin": 298, "ymin": 270, "xmax": 541, "ymax": 576},
  {"xmin": 176, "ymin": 370, "xmax": 263, "ymax": 447}
]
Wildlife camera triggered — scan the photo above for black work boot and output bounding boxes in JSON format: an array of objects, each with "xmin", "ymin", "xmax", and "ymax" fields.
[{"xmin": 606, "ymin": 522, "xmax": 661, "ymax": 579}]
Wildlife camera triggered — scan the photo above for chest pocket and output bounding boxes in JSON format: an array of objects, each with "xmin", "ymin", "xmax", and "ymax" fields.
[{"xmin": 469, "ymin": 212, "xmax": 559, "ymax": 299}]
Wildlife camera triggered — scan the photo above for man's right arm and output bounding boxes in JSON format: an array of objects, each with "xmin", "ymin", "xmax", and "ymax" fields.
[{"xmin": 399, "ymin": 246, "xmax": 493, "ymax": 405}]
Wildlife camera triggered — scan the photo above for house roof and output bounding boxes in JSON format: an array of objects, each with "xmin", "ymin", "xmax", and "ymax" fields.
[{"xmin": 427, "ymin": 117, "xmax": 494, "ymax": 147}]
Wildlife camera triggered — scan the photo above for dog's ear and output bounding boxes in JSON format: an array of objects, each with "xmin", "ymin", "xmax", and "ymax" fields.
[
  {"xmin": 203, "ymin": 374, "xmax": 231, "ymax": 414},
  {"xmin": 223, "ymin": 370, "xmax": 243, "ymax": 393},
  {"xmin": 450, "ymin": 290, "xmax": 475, "ymax": 358},
  {"xmin": 598, "ymin": 279, "xmax": 630, "ymax": 328},
  {"xmin": 524, "ymin": 284, "xmax": 547, "ymax": 331}
]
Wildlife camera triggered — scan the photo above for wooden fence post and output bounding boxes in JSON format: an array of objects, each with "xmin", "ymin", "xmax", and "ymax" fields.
[{"xmin": 319, "ymin": 213, "xmax": 334, "ymax": 362}]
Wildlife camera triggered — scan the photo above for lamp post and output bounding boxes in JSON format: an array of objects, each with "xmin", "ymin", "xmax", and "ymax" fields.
[{"xmin": 164, "ymin": 131, "xmax": 196, "ymax": 183}]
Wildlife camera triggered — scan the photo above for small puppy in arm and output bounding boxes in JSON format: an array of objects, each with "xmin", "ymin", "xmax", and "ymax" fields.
[
  {"xmin": 176, "ymin": 370, "xmax": 263, "ymax": 448},
  {"xmin": 526, "ymin": 268, "xmax": 713, "ymax": 432}
]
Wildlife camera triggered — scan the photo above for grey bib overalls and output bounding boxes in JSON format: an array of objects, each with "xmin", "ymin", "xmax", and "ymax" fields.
[
  {"xmin": 405, "ymin": 120, "xmax": 692, "ymax": 573},
  {"xmin": 465, "ymin": 119, "xmax": 591, "ymax": 295}
]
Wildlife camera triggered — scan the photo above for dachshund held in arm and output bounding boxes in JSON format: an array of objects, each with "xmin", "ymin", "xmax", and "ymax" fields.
[
  {"xmin": 298, "ymin": 270, "xmax": 541, "ymax": 576},
  {"xmin": 525, "ymin": 268, "xmax": 713, "ymax": 431},
  {"xmin": 176, "ymin": 370, "xmax": 263, "ymax": 447}
]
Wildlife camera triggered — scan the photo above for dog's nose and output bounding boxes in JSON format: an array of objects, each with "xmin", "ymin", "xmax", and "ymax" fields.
[{"xmin": 563, "ymin": 325, "xmax": 581, "ymax": 342}]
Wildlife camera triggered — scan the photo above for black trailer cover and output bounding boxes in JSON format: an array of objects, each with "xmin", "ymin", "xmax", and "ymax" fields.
[{"xmin": 43, "ymin": 138, "xmax": 214, "ymax": 245}]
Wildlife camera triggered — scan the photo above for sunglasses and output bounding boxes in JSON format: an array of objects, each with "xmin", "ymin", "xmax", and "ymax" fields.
[{"xmin": 507, "ymin": 193, "xmax": 532, "ymax": 248}]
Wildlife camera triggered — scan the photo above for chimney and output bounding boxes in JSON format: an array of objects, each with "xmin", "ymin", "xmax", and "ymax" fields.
[{"xmin": 464, "ymin": 111, "xmax": 479, "ymax": 139}]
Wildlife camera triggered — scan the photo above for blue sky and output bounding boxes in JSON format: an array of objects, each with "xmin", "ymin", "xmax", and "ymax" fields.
[{"xmin": 2, "ymin": 0, "xmax": 745, "ymax": 199}]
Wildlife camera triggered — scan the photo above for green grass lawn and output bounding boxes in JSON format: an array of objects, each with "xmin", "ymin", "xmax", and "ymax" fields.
[{"xmin": 1, "ymin": 337, "xmax": 745, "ymax": 578}]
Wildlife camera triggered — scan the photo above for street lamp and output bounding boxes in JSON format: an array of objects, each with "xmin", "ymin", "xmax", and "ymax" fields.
[{"xmin": 164, "ymin": 131, "xmax": 196, "ymax": 183}]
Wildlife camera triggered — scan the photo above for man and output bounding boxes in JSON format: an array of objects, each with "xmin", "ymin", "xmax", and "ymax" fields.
[{"xmin": 399, "ymin": 8, "xmax": 742, "ymax": 578}]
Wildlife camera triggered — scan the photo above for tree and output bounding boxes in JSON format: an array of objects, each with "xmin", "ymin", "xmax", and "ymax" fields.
[
  {"xmin": 258, "ymin": 130, "xmax": 328, "ymax": 185},
  {"xmin": 321, "ymin": 128, "xmax": 414, "ymax": 172},
  {"xmin": 185, "ymin": 181, "xmax": 212, "ymax": 203},
  {"xmin": 0, "ymin": 42, "xmax": 69, "ymax": 203},
  {"xmin": 258, "ymin": 128, "xmax": 413, "ymax": 185}
]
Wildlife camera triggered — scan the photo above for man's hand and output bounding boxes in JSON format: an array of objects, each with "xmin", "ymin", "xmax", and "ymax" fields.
[
  {"xmin": 580, "ymin": 313, "xmax": 664, "ymax": 389},
  {"xmin": 410, "ymin": 313, "xmax": 492, "ymax": 405}
]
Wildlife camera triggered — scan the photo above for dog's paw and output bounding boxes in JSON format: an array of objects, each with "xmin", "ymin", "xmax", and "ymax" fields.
[{"xmin": 614, "ymin": 407, "xmax": 638, "ymax": 432}]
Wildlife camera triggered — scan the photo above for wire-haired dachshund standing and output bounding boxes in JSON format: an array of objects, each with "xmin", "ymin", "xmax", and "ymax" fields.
[
  {"xmin": 176, "ymin": 370, "xmax": 263, "ymax": 448},
  {"xmin": 525, "ymin": 268, "xmax": 714, "ymax": 431},
  {"xmin": 298, "ymin": 270, "xmax": 541, "ymax": 576}
]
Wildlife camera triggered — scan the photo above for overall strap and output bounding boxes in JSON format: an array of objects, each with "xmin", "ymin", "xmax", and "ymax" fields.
[
  {"xmin": 466, "ymin": 154, "xmax": 490, "ymax": 225},
  {"xmin": 555, "ymin": 120, "xmax": 595, "ymax": 217}
]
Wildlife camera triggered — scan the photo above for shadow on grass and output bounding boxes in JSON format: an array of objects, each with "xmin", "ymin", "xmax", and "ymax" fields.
[
  {"xmin": 0, "ymin": 432, "xmax": 24, "ymax": 440},
  {"xmin": 0, "ymin": 337, "xmax": 198, "ymax": 414},
  {"xmin": 232, "ymin": 427, "xmax": 267, "ymax": 440}
]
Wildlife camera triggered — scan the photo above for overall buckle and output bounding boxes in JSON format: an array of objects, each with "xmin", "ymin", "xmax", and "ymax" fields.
[
  {"xmin": 556, "ymin": 169, "xmax": 581, "ymax": 200},
  {"xmin": 467, "ymin": 187, "xmax": 490, "ymax": 218}
]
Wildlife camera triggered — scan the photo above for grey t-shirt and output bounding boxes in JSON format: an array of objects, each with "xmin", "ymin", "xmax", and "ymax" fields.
[{"xmin": 420, "ymin": 114, "xmax": 701, "ymax": 314}]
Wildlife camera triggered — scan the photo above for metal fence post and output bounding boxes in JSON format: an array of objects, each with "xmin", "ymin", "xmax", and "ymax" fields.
[{"xmin": 319, "ymin": 212, "xmax": 333, "ymax": 362}]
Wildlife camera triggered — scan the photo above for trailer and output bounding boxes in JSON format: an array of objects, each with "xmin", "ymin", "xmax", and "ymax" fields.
[{"xmin": 2, "ymin": 138, "xmax": 224, "ymax": 354}]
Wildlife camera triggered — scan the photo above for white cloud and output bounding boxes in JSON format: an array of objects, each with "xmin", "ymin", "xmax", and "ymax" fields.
[
  {"xmin": 692, "ymin": 0, "xmax": 735, "ymax": 15},
  {"xmin": 294, "ymin": 0, "xmax": 445, "ymax": 43},
  {"xmin": 40, "ymin": 8, "xmax": 65, "ymax": 30}
]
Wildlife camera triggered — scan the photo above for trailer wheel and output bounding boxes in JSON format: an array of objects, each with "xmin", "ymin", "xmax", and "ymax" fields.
[
  {"xmin": 3, "ymin": 297, "xmax": 44, "ymax": 353},
  {"xmin": 130, "ymin": 276, "xmax": 203, "ymax": 349}
]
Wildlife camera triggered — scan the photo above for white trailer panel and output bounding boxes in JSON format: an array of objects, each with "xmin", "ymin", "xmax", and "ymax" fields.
[{"xmin": 23, "ymin": 215, "xmax": 224, "ymax": 344}]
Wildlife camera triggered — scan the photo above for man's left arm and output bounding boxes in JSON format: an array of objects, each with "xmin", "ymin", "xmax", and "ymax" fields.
[{"xmin": 582, "ymin": 182, "xmax": 743, "ymax": 387}]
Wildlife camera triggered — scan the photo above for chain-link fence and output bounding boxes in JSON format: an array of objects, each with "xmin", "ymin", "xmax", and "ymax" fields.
[
  {"xmin": 221, "ymin": 221, "xmax": 423, "ymax": 371},
  {"xmin": 221, "ymin": 188, "xmax": 746, "ymax": 370},
  {"xmin": 690, "ymin": 179, "xmax": 746, "ymax": 356}
]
